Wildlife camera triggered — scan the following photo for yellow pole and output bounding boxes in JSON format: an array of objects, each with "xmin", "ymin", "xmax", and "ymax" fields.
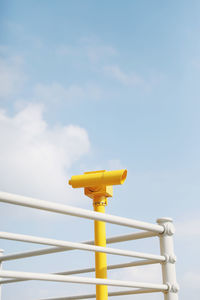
[
  {"xmin": 93, "ymin": 196, "xmax": 108, "ymax": 300},
  {"xmin": 68, "ymin": 169, "xmax": 128, "ymax": 300}
]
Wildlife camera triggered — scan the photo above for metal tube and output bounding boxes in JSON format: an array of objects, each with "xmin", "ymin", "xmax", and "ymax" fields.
[
  {"xmin": 0, "ymin": 250, "xmax": 3, "ymax": 300},
  {"xmin": 0, "ymin": 247, "xmax": 62, "ymax": 262},
  {"xmin": 0, "ymin": 231, "xmax": 165, "ymax": 262},
  {"xmin": 0, "ymin": 230, "xmax": 157, "ymax": 262},
  {"xmin": 0, "ymin": 258, "xmax": 159, "ymax": 285},
  {"xmin": 0, "ymin": 191, "xmax": 163, "ymax": 233},
  {"xmin": 107, "ymin": 230, "xmax": 158, "ymax": 242},
  {"xmin": 0, "ymin": 270, "xmax": 168, "ymax": 290},
  {"xmin": 69, "ymin": 169, "xmax": 127, "ymax": 188},
  {"xmin": 157, "ymin": 218, "xmax": 179, "ymax": 300},
  {"xmin": 93, "ymin": 196, "xmax": 108, "ymax": 300},
  {"xmin": 40, "ymin": 287, "xmax": 163, "ymax": 300}
]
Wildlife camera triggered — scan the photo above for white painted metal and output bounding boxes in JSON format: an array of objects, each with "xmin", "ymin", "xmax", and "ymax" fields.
[
  {"xmin": 0, "ymin": 231, "xmax": 165, "ymax": 262},
  {"xmin": 0, "ymin": 249, "xmax": 3, "ymax": 300},
  {"xmin": 40, "ymin": 288, "xmax": 163, "ymax": 300},
  {"xmin": 0, "ymin": 258, "xmax": 159, "ymax": 285},
  {"xmin": 0, "ymin": 191, "xmax": 164, "ymax": 233},
  {"xmin": 157, "ymin": 218, "xmax": 179, "ymax": 300},
  {"xmin": 0, "ymin": 190, "xmax": 179, "ymax": 299},
  {"xmin": 0, "ymin": 270, "xmax": 168, "ymax": 291},
  {"xmin": 0, "ymin": 230, "xmax": 157, "ymax": 262}
]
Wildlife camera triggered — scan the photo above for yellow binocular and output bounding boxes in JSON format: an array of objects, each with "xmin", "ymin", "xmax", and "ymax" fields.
[{"xmin": 69, "ymin": 169, "xmax": 127, "ymax": 188}]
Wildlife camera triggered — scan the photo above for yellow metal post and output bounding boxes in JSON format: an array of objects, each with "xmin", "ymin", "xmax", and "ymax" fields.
[
  {"xmin": 68, "ymin": 169, "xmax": 127, "ymax": 300},
  {"xmin": 93, "ymin": 196, "xmax": 108, "ymax": 300}
]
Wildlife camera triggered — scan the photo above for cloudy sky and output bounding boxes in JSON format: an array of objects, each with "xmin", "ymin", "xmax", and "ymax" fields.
[{"xmin": 0, "ymin": 1, "xmax": 200, "ymax": 299}]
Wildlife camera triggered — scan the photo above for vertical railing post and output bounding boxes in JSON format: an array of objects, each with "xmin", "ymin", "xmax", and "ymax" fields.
[
  {"xmin": 0, "ymin": 249, "xmax": 4, "ymax": 300},
  {"xmin": 157, "ymin": 218, "xmax": 179, "ymax": 300}
]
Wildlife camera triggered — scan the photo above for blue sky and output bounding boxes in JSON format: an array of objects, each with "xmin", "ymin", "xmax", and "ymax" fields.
[{"xmin": 0, "ymin": 1, "xmax": 200, "ymax": 299}]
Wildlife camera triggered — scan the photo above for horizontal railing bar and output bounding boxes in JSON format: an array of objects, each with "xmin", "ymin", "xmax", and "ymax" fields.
[
  {"xmin": 40, "ymin": 288, "xmax": 163, "ymax": 300},
  {"xmin": 0, "ymin": 191, "xmax": 164, "ymax": 233},
  {"xmin": 107, "ymin": 230, "xmax": 158, "ymax": 243},
  {"xmin": 0, "ymin": 259, "xmax": 159, "ymax": 285},
  {"xmin": 0, "ymin": 230, "xmax": 157, "ymax": 262},
  {"xmin": 0, "ymin": 270, "xmax": 168, "ymax": 290},
  {"xmin": 0, "ymin": 247, "xmax": 62, "ymax": 262},
  {"xmin": 0, "ymin": 231, "xmax": 165, "ymax": 262}
]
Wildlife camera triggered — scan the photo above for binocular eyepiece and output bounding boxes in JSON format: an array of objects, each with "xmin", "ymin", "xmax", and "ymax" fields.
[{"xmin": 69, "ymin": 169, "xmax": 127, "ymax": 189}]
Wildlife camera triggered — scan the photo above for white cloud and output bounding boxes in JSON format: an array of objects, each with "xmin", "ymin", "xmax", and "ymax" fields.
[
  {"xmin": 174, "ymin": 216, "xmax": 200, "ymax": 299},
  {"xmin": 111, "ymin": 264, "xmax": 162, "ymax": 284},
  {"xmin": 34, "ymin": 82, "xmax": 102, "ymax": 103},
  {"xmin": 108, "ymin": 159, "xmax": 124, "ymax": 170},
  {"xmin": 85, "ymin": 45, "xmax": 117, "ymax": 63},
  {"xmin": 5, "ymin": 21, "xmax": 44, "ymax": 49},
  {"xmin": 0, "ymin": 55, "xmax": 26, "ymax": 99},
  {"xmin": 57, "ymin": 38, "xmax": 117, "ymax": 64},
  {"xmin": 0, "ymin": 104, "xmax": 90, "ymax": 206},
  {"xmin": 104, "ymin": 65, "xmax": 144, "ymax": 86},
  {"xmin": 175, "ymin": 218, "xmax": 200, "ymax": 239},
  {"xmin": 56, "ymin": 45, "xmax": 73, "ymax": 56},
  {"xmin": 191, "ymin": 57, "xmax": 200, "ymax": 69},
  {"xmin": 34, "ymin": 83, "xmax": 84, "ymax": 103},
  {"xmin": 181, "ymin": 271, "xmax": 200, "ymax": 290},
  {"xmin": 109, "ymin": 264, "xmax": 162, "ymax": 300}
]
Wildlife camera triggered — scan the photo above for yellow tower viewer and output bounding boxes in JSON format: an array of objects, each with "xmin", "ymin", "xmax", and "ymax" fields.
[{"xmin": 69, "ymin": 169, "xmax": 127, "ymax": 300}]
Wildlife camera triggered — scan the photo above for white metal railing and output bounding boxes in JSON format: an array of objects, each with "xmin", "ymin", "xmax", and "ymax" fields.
[
  {"xmin": 0, "ymin": 191, "xmax": 179, "ymax": 299},
  {"xmin": 0, "ymin": 192, "xmax": 163, "ymax": 232}
]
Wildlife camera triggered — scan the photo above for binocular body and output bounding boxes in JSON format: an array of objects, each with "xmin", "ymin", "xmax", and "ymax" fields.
[{"xmin": 69, "ymin": 169, "xmax": 127, "ymax": 189}]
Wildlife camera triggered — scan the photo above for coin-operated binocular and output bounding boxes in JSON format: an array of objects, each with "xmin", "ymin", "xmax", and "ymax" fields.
[
  {"xmin": 68, "ymin": 169, "xmax": 127, "ymax": 300},
  {"xmin": 69, "ymin": 169, "xmax": 127, "ymax": 200}
]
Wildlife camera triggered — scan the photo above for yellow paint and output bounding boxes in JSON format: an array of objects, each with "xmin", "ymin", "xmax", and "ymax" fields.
[
  {"xmin": 93, "ymin": 196, "xmax": 108, "ymax": 300},
  {"xmin": 68, "ymin": 169, "xmax": 127, "ymax": 300},
  {"xmin": 68, "ymin": 169, "xmax": 127, "ymax": 188}
]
